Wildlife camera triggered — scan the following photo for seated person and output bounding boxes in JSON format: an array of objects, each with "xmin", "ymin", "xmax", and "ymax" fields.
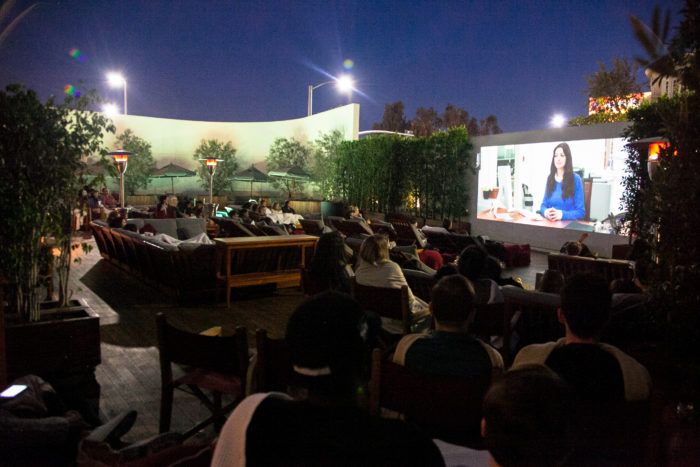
[
  {"xmin": 481, "ymin": 365, "xmax": 573, "ymax": 467},
  {"xmin": 537, "ymin": 269, "xmax": 565, "ymax": 294},
  {"xmin": 393, "ymin": 275, "xmax": 503, "ymax": 378},
  {"xmin": 512, "ymin": 273, "xmax": 652, "ymax": 402},
  {"xmin": 457, "ymin": 245, "xmax": 504, "ymax": 304},
  {"xmin": 308, "ymin": 231, "xmax": 354, "ymax": 294},
  {"xmin": 100, "ymin": 187, "xmax": 117, "ymax": 210},
  {"xmin": 258, "ymin": 198, "xmax": 272, "ymax": 216},
  {"xmin": 355, "ymin": 234, "xmax": 429, "ymax": 315},
  {"xmin": 270, "ymin": 202, "xmax": 283, "ymax": 214},
  {"xmin": 483, "ymin": 255, "xmax": 523, "ymax": 289},
  {"xmin": 107, "ymin": 210, "xmax": 126, "ymax": 229},
  {"xmin": 211, "ymin": 292, "xmax": 445, "ymax": 466},
  {"xmin": 155, "ymin": 195, "xmax": 186, "ymax": 219},
  {"xmin": 281, "ymin": 200, "xmax": 295, "ymax": 214},
  {"xmin": 87, "ymin": 189, "xmax": 102, "ymax": 219}
]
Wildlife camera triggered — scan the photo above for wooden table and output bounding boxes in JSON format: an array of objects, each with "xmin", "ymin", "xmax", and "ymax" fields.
[{"xmin": 215, "ymin": 235, "xmax": 318, "ymax": 308}]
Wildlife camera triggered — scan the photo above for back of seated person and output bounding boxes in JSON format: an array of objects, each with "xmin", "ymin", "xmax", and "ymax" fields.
[
  {"xmin": 394, "ymin": 275, "xmax": 503, "ymax": 378},
  {"xmin": 457, "ymin": 245, "xmax": 503, "ymax": 304},
  {"xmin": 211, "ymin": 292, "xmax": 444, "ymax": 467},
  {"xmin": 512, "ymin": 273, "xmax": 651, "ymax": 402},
  {"xmin": 482, "ymin": 365, "xmax": 572, "ymax": 467}
]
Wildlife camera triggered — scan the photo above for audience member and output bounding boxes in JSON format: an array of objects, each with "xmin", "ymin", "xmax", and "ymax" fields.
[
  {"xmin": 281, "ymin": 200, "xmax": 295, "ymax": 214},
  {"xmin": 512, "ymin": 273, "xmax": 651, "ymax": 402},
  {"xmin": 259, "ymin": 199, "xmax": 272, "ymax": 216},
  {"xmin": 156, "ymin": 195, "xmax": 186, "ymax": 219},
  {"xmin": 87, "ymin": 189, "xmax": 102, "ymax": 219},
  {"xmin": 100, "ymin": 187, "xmax": 117, "ymax": 210},
  {"xmin": 308, "ymin": 231, "xmax": 354, "ymax": 294},
  {"xmin": 484, "ymin": 255, "xmax": 523, "ymax": 289},
  {"xmin": 457, "ymin": 245, "xmax": 504, "ymax": 304},
  {"xmin": 482, "ymin": 365, "xmax": 573, "ymax": 467},
  {"xmin": 107, "ymin": 211, "xmax": 126, "ymax": 229},
  {"xmin": 211, "ymin": 292, "xmax": 445, "ymax": 466},
  {"xmin": 538, "ymin": 269, "xmax": 565, "ymax": 294},
  {"xmin": 434, "ymin": 264, "xmax": 458, "ymax": 281},
  {"xmin": 393, "ymin": 275, "xmax": 503, "ymax": 378},
  {"xmin": 442, "ymin": 218, "xmax": 454, "ymax": 233},
  {"xmin": 355, "ymin": 234, "xmax": 428, "ymax": 315}
]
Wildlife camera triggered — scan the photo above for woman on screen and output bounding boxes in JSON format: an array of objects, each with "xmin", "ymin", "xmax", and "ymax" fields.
[{"xmin": 540, "ymin": 142, "xmax": 585, "ymax": 221}]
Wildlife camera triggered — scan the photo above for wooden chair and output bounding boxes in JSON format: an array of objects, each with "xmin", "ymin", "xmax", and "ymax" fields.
[
  {"xmin": 350, "ymin": 277, "xmax": 411, "ymax": 336},
  {"xmin": 388, "ymin": 218, "xmax": 426, "ymax": 247},
  {"xmin": 155, "ymin": 312, "xmax": 249, "ymax": 439},
  {"xmin": 470, "ymin": 302, "xmax": 519, "ymax": 366},
  {"xmin": 253, "ymin": 329, "xmax": 291, "ymax": 394},
  {"xmin": 246, "ymin": 223, "xmax": 268, "ymax": 236},
  {"xmin": 368, "ymin": 348, "xmax": 491, "ymax": 448},
  {"xmin": 402, "ymin": 269, "xmax": 434, "ymax": 303}
]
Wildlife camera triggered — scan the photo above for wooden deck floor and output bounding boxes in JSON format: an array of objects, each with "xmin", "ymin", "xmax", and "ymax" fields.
[{"xmin": 68, "ymin": 236, "xmax": 547, "ymax": 443}]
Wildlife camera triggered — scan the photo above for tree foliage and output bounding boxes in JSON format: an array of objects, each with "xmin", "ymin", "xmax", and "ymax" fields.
[
  {"xmin": 582, "ymin": 57, "xmax": 642, "ymax": 113},
  {"xmin": 411, "ymin": 106, "xmax": 442, "ymax": 137},
  {"xmin": 309, "ymin": 129, "xmax": 344, "ymax": 200},
  {"xmin": 113, "ymin": 129, "xmax": 156, "ymax": 195},
  {"xmin": 0, "ymin": 84, "xmax": 114, "ymax": 319},
  {"xmin": 333, "ymin": 128, "xmax": 473, "ymax": 219},
  {"xmin": 622, "ymin": 0, "xmax": 700, "ymax": 359},
  {"xmin": 266, "ymin": 137, "xmax": 311, "ymax": 198},
  {"xmin": 372, "ymin": 101, "xmax": 408, "ymax": 132},
  {"xmin": 192, "ymin": 139, "xmax": 238, "ymax": 196}
]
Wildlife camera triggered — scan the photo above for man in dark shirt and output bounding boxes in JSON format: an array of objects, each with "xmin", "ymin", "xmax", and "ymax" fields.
[
  {"xmin": 211, "ymin": 291, "xmax": 445, "ymax": 467},
  {"xmin": 512, "ymin": 273, "xmax": 651, "ymax": 402},
  {"xmin": 393, "ymin": 275, "xmax": 503, "ymax": 378}
]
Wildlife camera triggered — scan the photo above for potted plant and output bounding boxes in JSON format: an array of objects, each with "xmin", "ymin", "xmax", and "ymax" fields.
[{"xmin": 0, "ymin": 84, "xmax": 115, "ymax": 420}]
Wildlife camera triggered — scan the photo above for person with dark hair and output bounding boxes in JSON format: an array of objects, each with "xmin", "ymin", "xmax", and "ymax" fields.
[
  {"xmin": 281, "ymin": 200, "xmax": 295, "ymax": 214},
  {"xmin": 540, "ymin": 142, "xmax": 585, "ymax": 221},
  {"xmin": 482, "ymin": 365, "xmax": 573, "ymax": 467},
  {"xmin": 512, "ymin": 273, "xmax": 651, "ymax": 402},
  {"xmin": 442, "ymin": 218, "xmax": 454, "ymax": 232},
  {"xmin": 537, "ymin": 269, "xmax": 565, "ymax": 294},
  {"xmin": 393, "ymin": 275, "xmax": 503, "ymax": 378},
  {"xmin": 211, "ymin": 292, "xmax": 445, "ymax": 467},
  {"xmin": 107, "ymin": 210, "xmax": 126, "ymax": 229},
  {"xmin": 308, "ymin": 231, "xmax": 353, "ymax": 294},
  {"xmin": 457, "ymin": 245, "xmax": 503, "ymax": 304},
  {"xmin": 434, "ymin": 264, "xmax": 458, "ymax": 281}
]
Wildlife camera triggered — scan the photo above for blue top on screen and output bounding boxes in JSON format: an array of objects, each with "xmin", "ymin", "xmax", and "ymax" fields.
[{"xmin": 540, "ymin": 174, "xmax": 585, "ymax": 220}]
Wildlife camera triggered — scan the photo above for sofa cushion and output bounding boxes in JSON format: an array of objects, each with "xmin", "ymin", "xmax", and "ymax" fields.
[
  {"xmin": 144, "ymin": 219, "xmax": 179, "ymax": 238},
  {"xmin": 125, "ymin": 218, "xmax": 145, "ymax": 230},
  {"xmin": 176, "ymin": 218, "xmax": 206, "ymax": 239}
]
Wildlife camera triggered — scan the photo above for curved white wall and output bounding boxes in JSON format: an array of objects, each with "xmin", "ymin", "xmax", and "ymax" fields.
[{"xmin": 101, "ymin": 104, "xmax": 359, "ymax": 196}]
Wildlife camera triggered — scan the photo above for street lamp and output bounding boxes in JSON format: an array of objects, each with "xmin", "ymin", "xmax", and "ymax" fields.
[
  {"xmin": 108, "ymin": 150, "xmax": 133, "ymax": 209},
  {"xmin": 307, "ymin": 75, "xmax": 353, "ymax": 116},
  {"xmin": 107, "ymin": 72, "xmax": 127, "ymax": 115}
]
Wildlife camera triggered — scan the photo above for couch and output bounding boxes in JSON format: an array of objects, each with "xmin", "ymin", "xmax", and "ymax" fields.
[{"xmin": 91, "ymin": 218, "xmax": 216, "ymax": 298}]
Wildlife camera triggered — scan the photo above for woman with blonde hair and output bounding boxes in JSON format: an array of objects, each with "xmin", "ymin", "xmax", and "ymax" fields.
[{"xmin": 355, "ymin": 234, "xmax": 428, "ymax": 315}]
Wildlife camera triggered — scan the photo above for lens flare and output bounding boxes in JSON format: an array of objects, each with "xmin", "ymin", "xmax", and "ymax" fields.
[
  {"xmin": 343, "ymin": 59, "xmax": 354, "ymax": 70},
  {"xmin": 64, "ymin": 84, "xmax": 75, "ymax": 95},
  {"xmin": 69, "ymin": 48, "xmax": 81, "ymax": 58}
]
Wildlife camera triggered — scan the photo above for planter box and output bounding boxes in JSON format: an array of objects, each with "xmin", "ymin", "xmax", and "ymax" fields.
[
  {"xmin": 4, "ymin": 298, "xmax": 101, "ymax": 379},
  {"xmin": 3, "ymin": 298, "xmax": 102, "ymax": 423}
]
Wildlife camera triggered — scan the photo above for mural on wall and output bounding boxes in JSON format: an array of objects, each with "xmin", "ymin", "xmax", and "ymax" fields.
[{"xmin": 98, "ymin": 104, "xmax": 359, "ymax": 199}]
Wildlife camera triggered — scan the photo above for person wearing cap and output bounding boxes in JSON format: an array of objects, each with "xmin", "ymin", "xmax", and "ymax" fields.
[{"xmin": 211, "ymin": 291, "xmax": 445, "ymax": 467}]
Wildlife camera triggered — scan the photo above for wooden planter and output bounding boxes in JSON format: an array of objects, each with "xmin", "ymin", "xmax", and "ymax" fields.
[{"xmin": 3, "ymin": 298, "xmax": 102, "ymax": 423}]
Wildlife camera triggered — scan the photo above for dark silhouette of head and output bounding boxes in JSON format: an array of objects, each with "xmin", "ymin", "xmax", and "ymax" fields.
[
  {"xmin": 457, "ymin": 245, "xmax": 488, "ymax": 281},
  {"xmin": 483, "ymin": 365, "xmax": 572, "ymax": 467},
  {"xmin": 430, "ymin": 275, "xmax": 476, "ymax": 326},
  {"xmin": 561, "ymin": 273, "xmax": 611, "ymax": 340},
  {"xmin": 538, "ymin": 269, "xmax": 565, "ymax": 294},
  {"xmin": 286, "ymin": 291, "xmax": 371, "ymax": 401}
]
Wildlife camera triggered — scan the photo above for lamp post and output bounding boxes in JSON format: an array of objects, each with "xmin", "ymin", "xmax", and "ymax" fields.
[
  {"xmin": 107, "ymin": 72, "xmax": 127, "ymax": 115},
  {"xmin": 307, "ymin": 75, "xmax": 353, "ymax": 116},
  {"xmin": 108, "ymin": 150, "xmax": 132, "ymax": 209}
]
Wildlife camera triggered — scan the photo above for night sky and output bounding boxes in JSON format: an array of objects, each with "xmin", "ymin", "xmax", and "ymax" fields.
[{"xmin": 0, "ymin": 0, "xmax": 686, "ymax": 133}]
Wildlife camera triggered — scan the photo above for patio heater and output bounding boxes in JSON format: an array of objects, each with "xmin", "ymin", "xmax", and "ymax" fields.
[
  {"xmin": 200, "ymin": 158, "xmax": 223, "ymax": 215},
  {"xmin": 108, "ymin": 150, "xmax": 133, "ymax": 209}
]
